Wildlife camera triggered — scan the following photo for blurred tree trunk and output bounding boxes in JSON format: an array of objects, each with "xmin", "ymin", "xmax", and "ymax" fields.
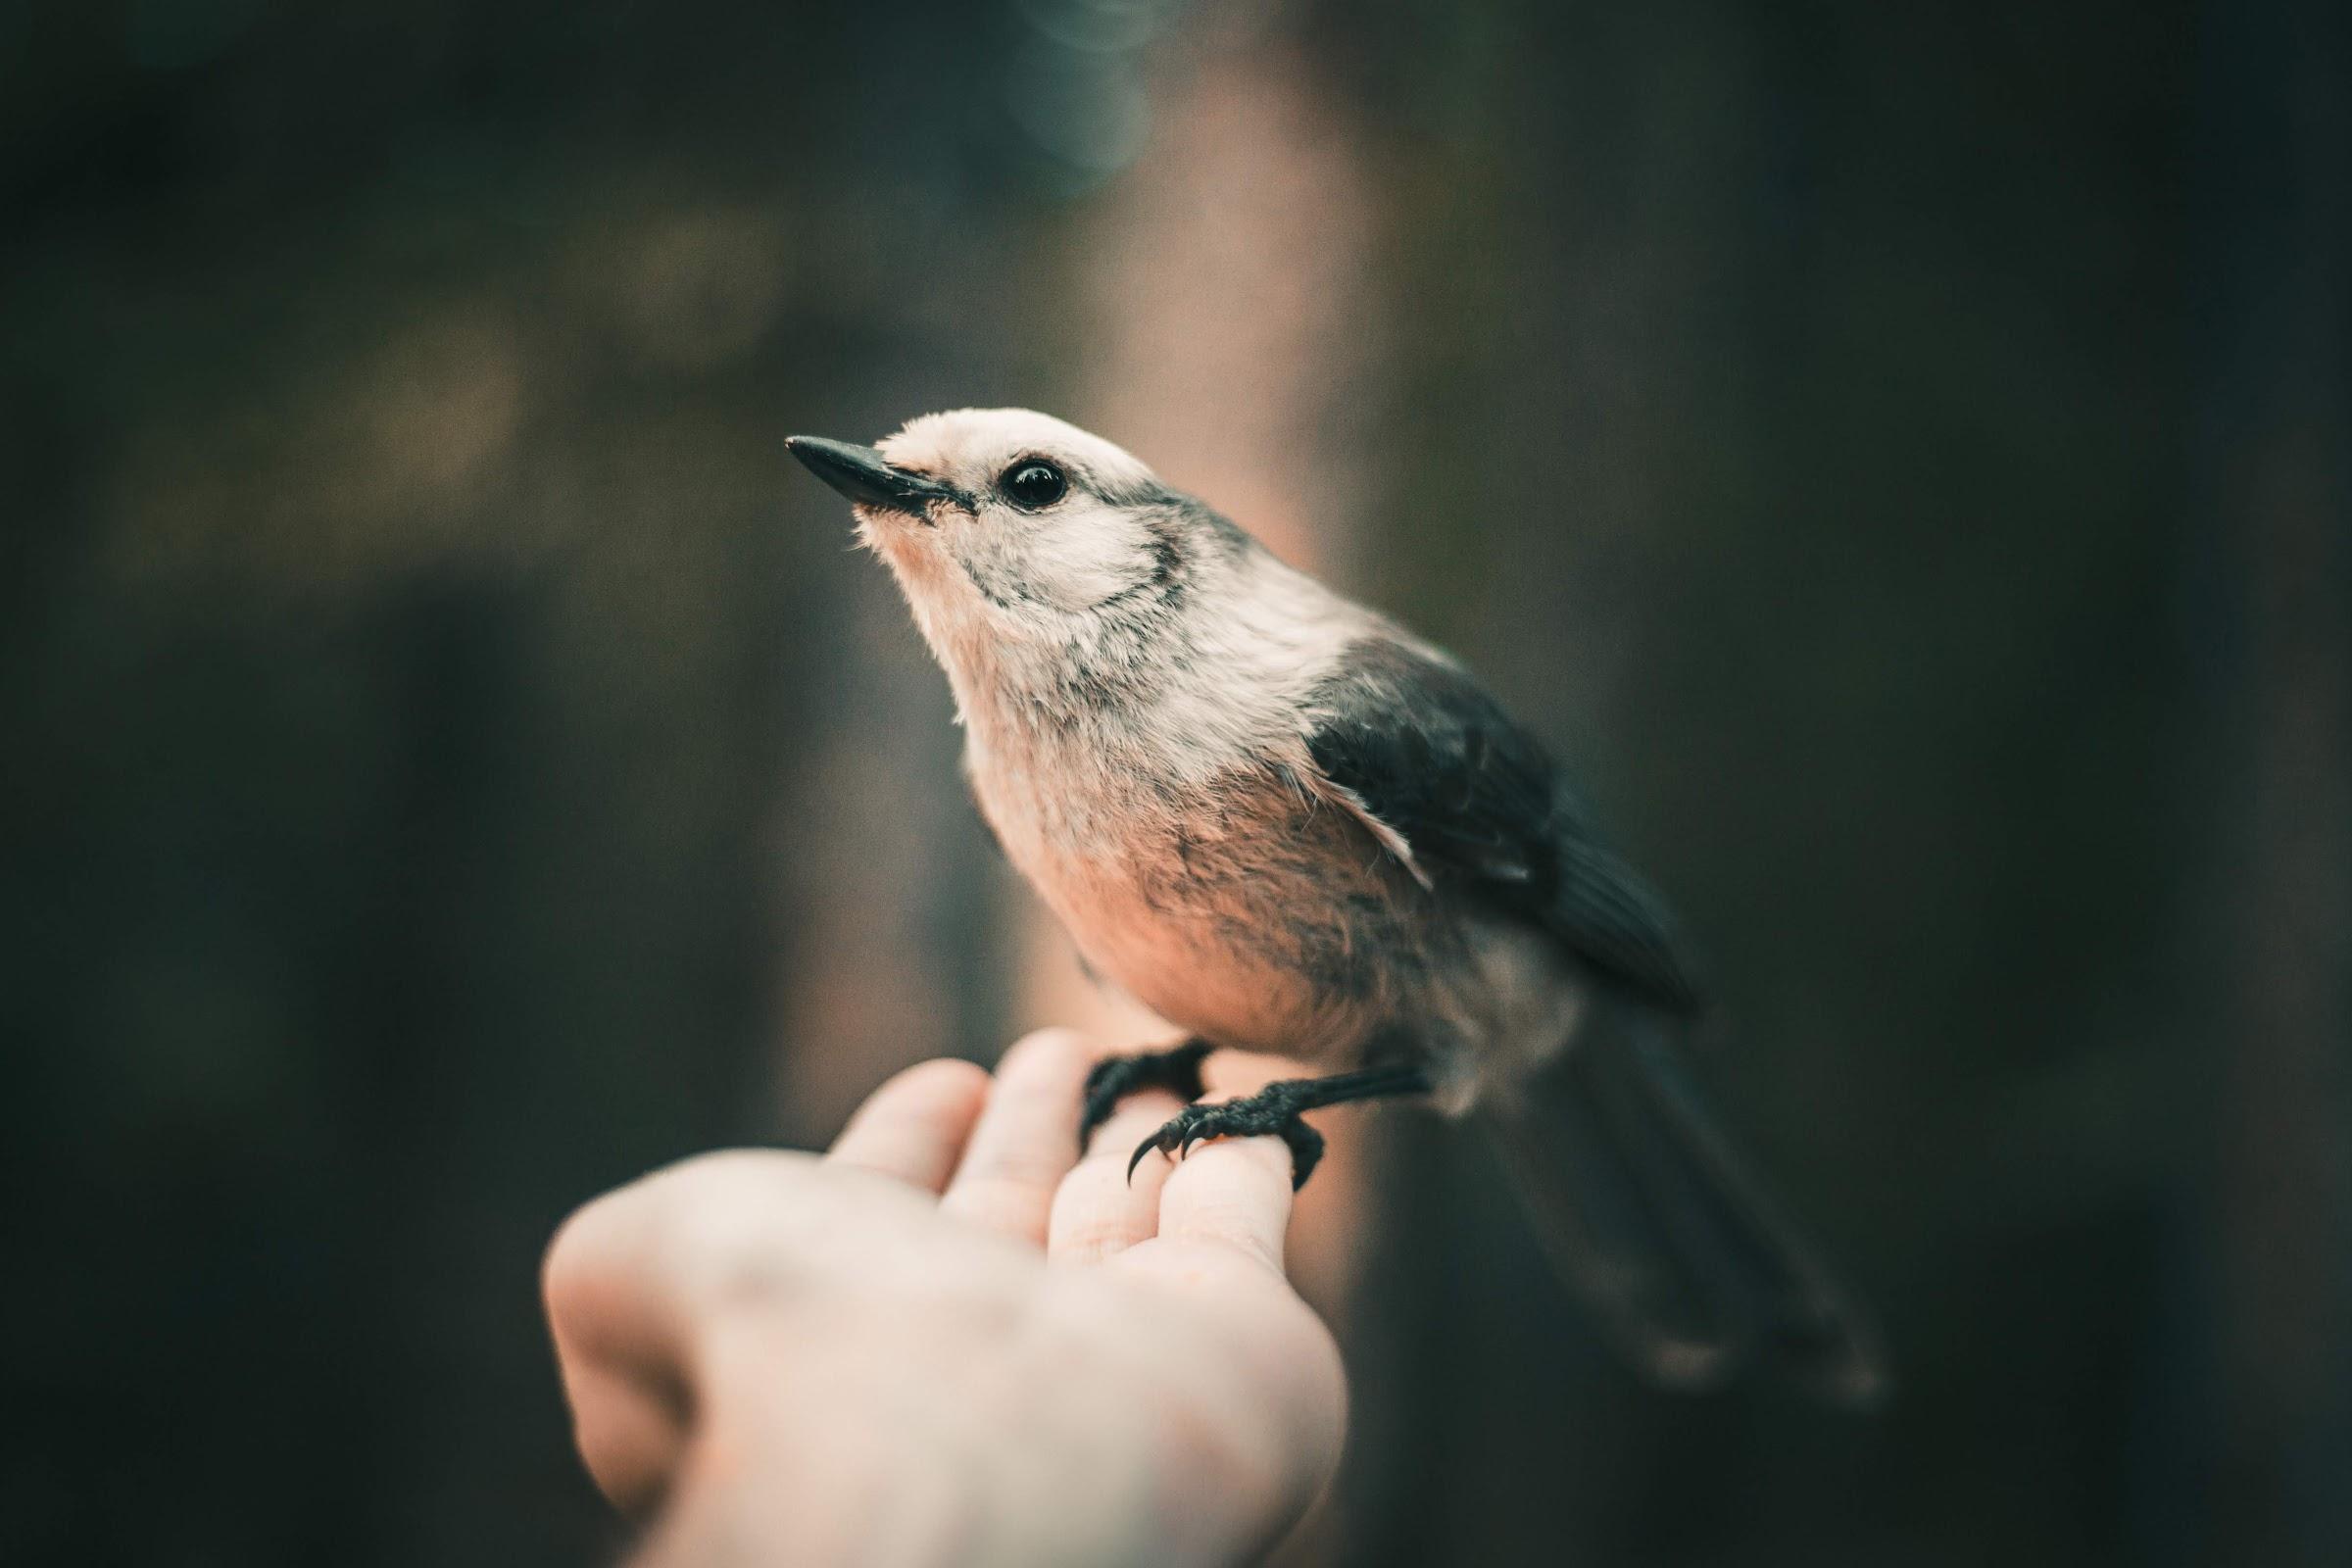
[{"xmin": 2194, "ymin": 3, "xmax": 2352, "ymax": 1564}]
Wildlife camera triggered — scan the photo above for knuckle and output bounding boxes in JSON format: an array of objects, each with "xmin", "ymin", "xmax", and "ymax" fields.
[{"xmin": 539, "ymin": 1200, "xmax": 610, "ymax": 1324}]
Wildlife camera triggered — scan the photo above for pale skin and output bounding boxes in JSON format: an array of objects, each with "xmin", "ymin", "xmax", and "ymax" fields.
[{"xmin": 541, "ymin": 1030, "xmax": 1348, "ymax": 1568}]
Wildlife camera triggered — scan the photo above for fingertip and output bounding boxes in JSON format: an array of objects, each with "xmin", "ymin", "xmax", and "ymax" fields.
[
  {"xmin": 886, "ymin": 1054, "xmax": 994, "ymax": 1112},
  {"xmin": 540, "ymin": 1190, "xmax": 611, "ymax": 1339},
  {"xmin": 539, "ymin": 1154, "xmax": 685, "ymax": 1340},
  {"xmin": 1154, "ymin": 1134, "xmax": 1297, "ymax": 1271},
  {"xmin": 992, "ymin": 1026, "xmax": 1098, "ymax": 1081},
  {"xmin": 825, "ymin": 1056, "xmax": 991, "ymax": 1192}
]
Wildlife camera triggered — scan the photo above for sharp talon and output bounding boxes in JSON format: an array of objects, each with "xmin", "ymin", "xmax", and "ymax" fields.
[
  {"xmin": 1084, "ymin": 1040, "xmax": 1219, "ymax": 1158},
  {"xmin": 1126, "ymin": 1136, "xmax": 1163, "ymax": 1185}
]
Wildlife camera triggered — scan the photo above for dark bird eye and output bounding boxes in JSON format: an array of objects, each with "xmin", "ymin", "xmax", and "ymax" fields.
[{"xmin": 1000, "ymin": 459, "xmax": 1068, "ymax": 510}]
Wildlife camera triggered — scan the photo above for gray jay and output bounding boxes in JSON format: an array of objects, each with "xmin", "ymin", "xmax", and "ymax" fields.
[{"xmin": 788, "ymin": 409, "xmax": 1883, "ymax": 1403}]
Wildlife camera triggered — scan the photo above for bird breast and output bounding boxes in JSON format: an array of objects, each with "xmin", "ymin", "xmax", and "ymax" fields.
[{"xmin": 966, "ymin": 731, "xmax": 1426, "ymax": 1064}]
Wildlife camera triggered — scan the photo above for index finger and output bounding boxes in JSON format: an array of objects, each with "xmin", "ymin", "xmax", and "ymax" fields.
[{"xmin": 542, "ymin": 1152, "xmax": 804, "ymax": 1512}]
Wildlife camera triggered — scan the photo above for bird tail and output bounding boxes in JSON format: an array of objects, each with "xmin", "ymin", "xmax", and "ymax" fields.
[{"xmin": 1476, "ymin": 1011, "xmax": 1887, "ymax": 1406}]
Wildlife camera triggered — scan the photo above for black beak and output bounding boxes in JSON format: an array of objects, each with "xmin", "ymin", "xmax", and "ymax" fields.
[{"xmin": 786, "ymin": 435, "xmax": 961, "ymax": 516}]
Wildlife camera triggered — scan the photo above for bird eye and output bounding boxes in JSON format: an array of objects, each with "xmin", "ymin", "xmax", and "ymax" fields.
[{"xmin": 1000, "ymin": 459, "xmax": 1068, "ymax": 510}]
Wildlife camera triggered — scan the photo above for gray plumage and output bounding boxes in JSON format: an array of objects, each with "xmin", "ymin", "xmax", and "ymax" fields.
[{"xmin": 789, "ymin": 409, "xmax": 1885, "ymax": 1404}]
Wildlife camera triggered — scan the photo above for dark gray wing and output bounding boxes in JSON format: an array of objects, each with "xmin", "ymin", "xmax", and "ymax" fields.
[{"xmin": 1301, "ymin": 636, "xmax": 1705, "ymax": 1012}]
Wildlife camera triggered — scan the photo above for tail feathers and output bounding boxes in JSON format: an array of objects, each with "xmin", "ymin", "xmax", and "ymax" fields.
[{"xmin": 1480, "ymin": 1023, "xmax": 1886, "ymax": 1407}]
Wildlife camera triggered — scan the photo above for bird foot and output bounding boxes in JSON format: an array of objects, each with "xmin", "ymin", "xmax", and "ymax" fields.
[
  {"xmin": 1126, "ymin": 1084, "xmax": 1329, "ymax": 1191},
  {"xmin": 1077, "ymin": 1038, "xmax": 1214, "ymax": 1150}
]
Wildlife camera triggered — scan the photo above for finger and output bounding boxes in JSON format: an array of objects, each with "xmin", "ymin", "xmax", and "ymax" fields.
[
  {"xmin": 545, "ymin": 1187, "xmax": 686, "ymax": 1512},
  {"xmin": 1153, "ymin": 1131, "xmax": 1298, "ymax": 1273},
  {"xmin": 939, "ymin": 1028, "xmax": 1095, "ymax": 1245},
  {"xmin": 1047, "ymin": 1089, "xmax": 1187, "ymax": 1264},
  {"xmin": 543, "ymin": 1152, "xmax": 779, "ymax": 1512},
  {"xmin": 824, "ymin": 1057, "xmax": 990, "ymax": 1193}
]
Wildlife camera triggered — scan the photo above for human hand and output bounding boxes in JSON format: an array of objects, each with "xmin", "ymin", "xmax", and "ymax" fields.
[{"xmin": 542, "ymin": 1030, "xmax": 1347, "ymax": 1568}]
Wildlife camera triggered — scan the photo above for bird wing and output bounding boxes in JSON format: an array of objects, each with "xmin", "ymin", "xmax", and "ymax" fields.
[{"xmin": 1298, "ymin": 636, "xmax": 1705, "ymax": 1013}]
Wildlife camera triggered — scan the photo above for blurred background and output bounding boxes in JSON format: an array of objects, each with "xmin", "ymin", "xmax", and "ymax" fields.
[{"xmin": 6, "ymin": 0, "xmax": 2347, "ymax": 1563}]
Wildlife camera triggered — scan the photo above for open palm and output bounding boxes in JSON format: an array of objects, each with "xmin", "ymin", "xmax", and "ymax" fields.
[{"xmin": 543, "ymin": 1030, "xmax": 1347, "ymax": 1568}]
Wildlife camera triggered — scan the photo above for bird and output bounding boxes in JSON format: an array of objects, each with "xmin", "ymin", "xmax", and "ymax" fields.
[{"xmin": 787, "ymin": 408, "xmax": 1885, "ymax": 1403}]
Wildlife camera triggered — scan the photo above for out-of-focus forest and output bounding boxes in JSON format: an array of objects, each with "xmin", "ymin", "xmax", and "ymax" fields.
[{"xmin": 5, "ymin": 0, "xmax": 2346, "ymax": 1564}]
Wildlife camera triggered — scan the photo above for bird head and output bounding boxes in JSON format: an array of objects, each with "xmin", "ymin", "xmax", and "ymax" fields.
[
  {"xmin": 795, "ymin": 414, "xmax": 1195, "ymax": 615},
  {"xmin": 788, "ymin": 409, "xmax": 1221, "ymax": 682}
]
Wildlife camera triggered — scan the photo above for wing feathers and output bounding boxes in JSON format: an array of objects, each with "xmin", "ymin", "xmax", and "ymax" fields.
[{"xmin": 1300, "ymin": 636, "xmax": 1704, "ymax": 1011}]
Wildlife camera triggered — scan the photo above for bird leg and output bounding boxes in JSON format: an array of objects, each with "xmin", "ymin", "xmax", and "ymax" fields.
[
  {"xmin": 1126, "ymin": 1063, "xmax": 1434, "ymax": 1191},
  {"xmin": 1078, "ymin": 1037, "xmax": 1216, "ymax": 1150}
]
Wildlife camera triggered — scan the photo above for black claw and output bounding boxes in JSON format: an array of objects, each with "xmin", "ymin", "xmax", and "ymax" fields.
[
  {"xmin": 1126, "ymin": 1130, "xmax": 1173, "ymax": 1185},
  {"xmin": 1105, "ymin": 1063, "xmax": 1428, "ymax": 1193},
  {"xmin": 1120, "ymin": 1093, "xmax": 1332, "ymax": 1191},
  {"xmin": 1082, "ymin": 1039, "xmax": 1215, "ymax": 1152}
]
